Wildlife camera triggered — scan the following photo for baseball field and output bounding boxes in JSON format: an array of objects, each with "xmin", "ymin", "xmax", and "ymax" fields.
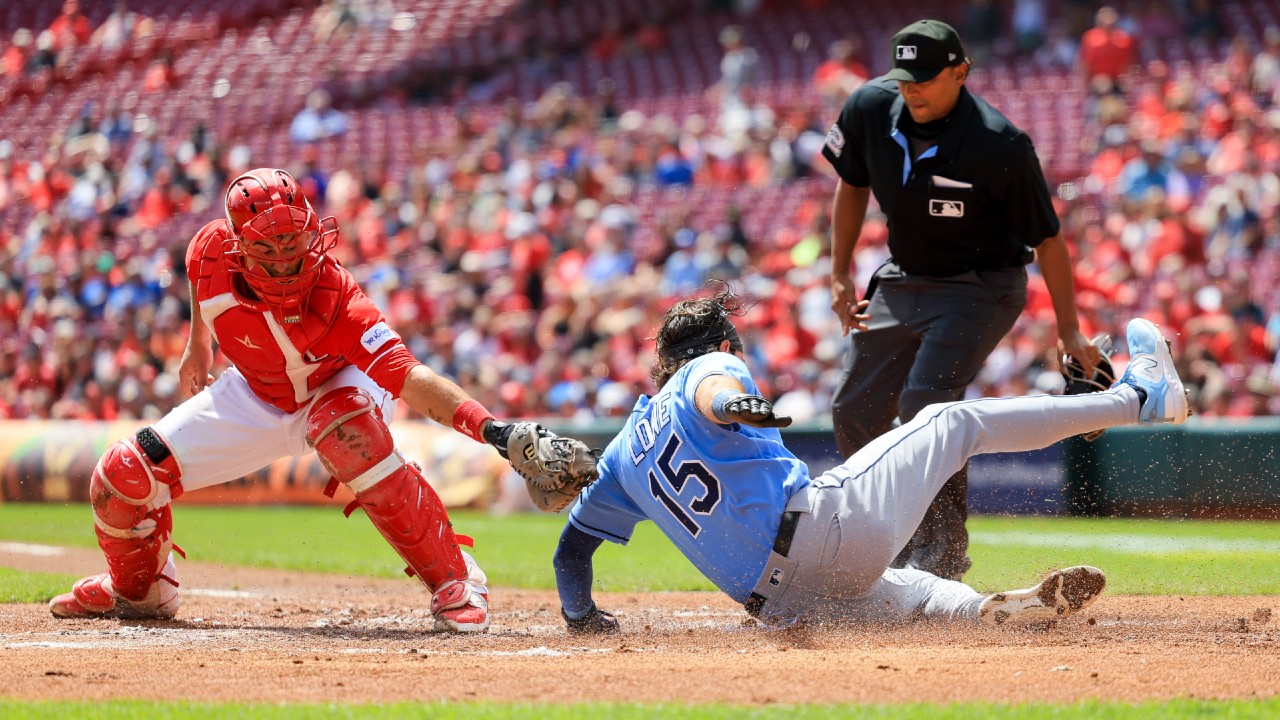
[{"xmin": 1, "ymin": 504, "xmax": 1277, "ymax": 718}]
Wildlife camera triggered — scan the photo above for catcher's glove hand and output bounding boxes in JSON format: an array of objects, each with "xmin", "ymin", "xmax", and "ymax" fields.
[
  {"xmin": 486, "ymin": 421, "xmax": 599, "ymax": 512},
  {"xmin": 1062, "ymin": 334, "xmax": 1116, "ymax": 442},
  {"xmin": 562, "ymin": 602, "xmax": 619, "ymax": 635},
  {"xmin": 714, "ymin": 392, "xmax": 793, "ymax": 428}
]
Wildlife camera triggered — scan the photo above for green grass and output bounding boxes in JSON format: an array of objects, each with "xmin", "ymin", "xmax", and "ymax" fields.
[
  {"xmin": 965, "ymin": 515, "xmax": 1280, "ymax": 595},
  {"xmin": 0, "ymin": 566, "xmax": 78, "ymax": 604},
  {"xmin": 0, "ymin": 503, "xmax": 710, "ymax": 594},
  {"xmin": 0, "ymin": 699, "xmax": 1277, "ymax": 719},
  {"xmin": 2, "ymin": 504, "xmax": 1278, "ymax": 596}
]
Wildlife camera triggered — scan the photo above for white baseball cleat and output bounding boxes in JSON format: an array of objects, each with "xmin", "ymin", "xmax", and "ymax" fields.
[
  {"xmin": 979, "ymin": 565, "xmax": 1106, "ymax": 626},
  {"xmin": 49, "ymin": 555, "xmax": 180, "ymax": 620},
  {"xmin": 430, "ymin": 550, "xmax": 490, "ymax": 633},
  {"xmin": 1115, "ymin": 318, "xmax": 1189, "ymax": 424}
]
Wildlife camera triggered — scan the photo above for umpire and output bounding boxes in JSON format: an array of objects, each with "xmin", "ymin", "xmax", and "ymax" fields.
[{"xmin": 821, "ymin": 19, "xmax": 1099, "ymax": 580}]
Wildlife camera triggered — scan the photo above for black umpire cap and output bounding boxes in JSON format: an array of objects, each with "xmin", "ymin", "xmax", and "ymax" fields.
[{"xmin": 885, "ymin": 19, "xmax": 969, "ymax": 83}]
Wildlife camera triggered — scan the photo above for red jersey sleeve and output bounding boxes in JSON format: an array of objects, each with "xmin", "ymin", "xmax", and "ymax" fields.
[{"xmin": 333, "ymin": 281, "xmax": 420, "ymax": 397}]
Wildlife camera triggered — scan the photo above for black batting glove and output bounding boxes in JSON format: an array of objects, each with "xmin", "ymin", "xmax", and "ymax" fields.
[
  {"xmin": 715, "ymin": 393, "xmax": 793, "ymax": 428},
  {"xmin": 562, "ymin": 602, "xmax": 620, "ymax": 635}
]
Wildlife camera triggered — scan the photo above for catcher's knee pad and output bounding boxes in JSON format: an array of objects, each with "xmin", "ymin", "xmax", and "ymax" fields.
[
  {"xmin": 306, "ymin": 387, "xmax": 468, "ymax": 590},
  {"xmin": 91, "ymin": 427, "xmax": 184, "ymax": 536},
  {"xmin": 306, "ymin": 388, "xmax": 403, "ymax": 492}
]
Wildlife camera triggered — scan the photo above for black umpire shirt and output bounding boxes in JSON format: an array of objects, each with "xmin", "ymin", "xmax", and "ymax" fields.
[{"xmin": 822, "ymin": 77, "xmax": 1060, "ymax": 278}]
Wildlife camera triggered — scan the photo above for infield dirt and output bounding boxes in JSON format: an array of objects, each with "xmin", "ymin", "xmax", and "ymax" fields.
[{"xmin": 1, "ymin": 545, "xmax": 1277, "ymax": 705}]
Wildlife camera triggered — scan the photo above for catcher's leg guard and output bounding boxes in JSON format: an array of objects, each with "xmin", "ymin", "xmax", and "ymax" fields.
[
  {"xmin": 307, "ymin": 388, "xmax": 488, "ymax": 632},
  {"xmin": 50, "ymin": 427, "xmax": 183, "ymax": 619}
]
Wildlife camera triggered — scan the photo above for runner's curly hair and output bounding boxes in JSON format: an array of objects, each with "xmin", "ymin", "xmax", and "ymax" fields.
[{"xmin": 650, "ymin": 285, "xmax": 747, "ymax": 389}]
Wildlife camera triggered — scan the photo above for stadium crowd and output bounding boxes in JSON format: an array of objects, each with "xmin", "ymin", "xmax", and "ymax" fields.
[{"xmin": 2, "ymin": 1, "xmax": 1279, "ymax": 425}]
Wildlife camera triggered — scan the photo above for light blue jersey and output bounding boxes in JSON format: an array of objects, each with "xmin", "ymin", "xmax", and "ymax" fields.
[{"xmin": 568, "ymin": 353, "xmax": 811, "ymax": 602}]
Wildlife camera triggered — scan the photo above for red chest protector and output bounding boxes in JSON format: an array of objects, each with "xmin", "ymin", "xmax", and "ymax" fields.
[{"xmin": 186, "ymin": 220, "xmax": 355, "ymax": 414}]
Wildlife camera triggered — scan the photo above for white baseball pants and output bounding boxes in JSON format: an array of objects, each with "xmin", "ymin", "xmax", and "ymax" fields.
[{"xmin": 148, "ymin": 366, "xmax": 396, "ymax": 502}]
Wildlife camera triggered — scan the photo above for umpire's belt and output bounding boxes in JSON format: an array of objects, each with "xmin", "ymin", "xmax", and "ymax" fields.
[{"xmin": 744, "ymin": 510, "xmax": 802, "ymax": 619}]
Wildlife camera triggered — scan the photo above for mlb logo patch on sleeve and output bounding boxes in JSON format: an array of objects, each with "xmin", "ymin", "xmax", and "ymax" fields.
[
  {"xmin": 825, "ymin": 123, "xmax": 845, "ymax": 157},
  {"xmin": 361, "ymin": 322, "xmax": 399, "ymax": 353}
]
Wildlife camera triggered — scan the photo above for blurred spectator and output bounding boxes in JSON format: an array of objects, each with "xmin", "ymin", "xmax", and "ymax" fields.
[
  {"xmin": 1011, "ymin": 0, "xmax": 1046, "ymax": 56},
  {"xmin": 654, "ymin": 142, "xmax": 695, "ymax": 186},
  {"xmin": 587, "ymin": 18, "xmax": 623, "ymax": 62},
  {"xmin": 48, "ymin": 0, "xmax": 92, "ymax": 53},
  {"xmin": 1229, "ymin": 371, "xmax": 1277, "ymax": 417},
  {"xmin": 1119, "ymin": 140, "xmax": 1180, "ymax": 203},
  {"xmin": 142, "ymin": 50, "xmax": 177, "ymax": 93},
  {"xmin": 635, "ymin": 18, "xmax": 669, "ymax": 53},
  {"xmin": 4, "ymin": 0, "xmax": 1280, "ymax": 426},
  {"xmin": 1061, "ymin": 0, "xmax": 1096, "ymax": 38},
  {"xmin": 1183, "ymin": 0, "xmax": 1224, "ymax": 44},
  {"xmin": 1078, "ymin": 6, "xmax": 1137, "ymax": 84},
  {"xmin": 90, "ymin": 1, "xmax": 148, "ymax": 52},
  {"xmin": 99, "ymin": 103, "xmax": 133, "ymax": 147},
  {"xmin": 289, "ymin": 89, "xmax": 349, "ymax": 144},
  {"xmin": 719, "ymin": 84, "xmax": 775, "ymax": 142},
  {"xmin": 715, "ymin": 25, "xmax": 758, "ymax": 124},
  {"xmin": 812, "ymin": 38, "xmax": 869, "ymax": 104},
  {"xmin": 313, "ymin": 0, "xmax": 360, "ymax": 43},
  {"xmin": 960, "ymin": 0, "xmax": 1004, "ymax": 66},
  {"xmin": 2, "ymin": 28, "xmax": 33, "ymax": 78},
  {"xmin": 28, "ymin": 30, "xmax": 59, "ymax": 76},
  {"xmin": 1253, "ymin": 27, "xmax": 1280, "ymax": 101},
  {"xmin": 1036, "ymin": 24, "xmax": 1079, "ymax": 70},
  {"xmin": 1134, "ymin": 0, "xmax": 1182, "ymax": 43}
]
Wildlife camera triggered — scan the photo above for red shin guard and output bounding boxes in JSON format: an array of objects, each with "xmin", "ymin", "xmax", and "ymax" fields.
[
  {"xmin": 90, "ymin": 429, "xmax": 183, "ymax": 602},
  {"xmin": 307, "ymin": 388, "xmax": 468, "ymax": 590},
  {"xmin": 94, "ymin": 506, "xmax": 176, "ymax": 601},
  {"xmin": 354, "ymin": 463, "xmax": 469, "ymax": 589}
]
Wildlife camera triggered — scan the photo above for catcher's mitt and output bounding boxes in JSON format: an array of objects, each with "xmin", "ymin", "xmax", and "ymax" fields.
[
  {"xmin": 1062, "ymin": 334, "xmax": 1116, "ymax": 442},
  {"xmin": 502, "ymin": 421, "xmax": 599, "ymax": 512}
]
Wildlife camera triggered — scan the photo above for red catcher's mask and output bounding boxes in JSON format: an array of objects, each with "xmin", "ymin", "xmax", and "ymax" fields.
[{"xmin": 223, "ymin": 168, "xmax": 337, "ymax": 323}]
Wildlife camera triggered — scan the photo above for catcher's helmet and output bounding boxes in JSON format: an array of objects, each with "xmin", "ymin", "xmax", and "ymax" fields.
[
  {"xmin": 223, "ymin": 168, "xmax": 337, "ymax": 322},
  {"xmin": 1062, "ymin": 334, "xmax": 1116, "ymax": 441}
]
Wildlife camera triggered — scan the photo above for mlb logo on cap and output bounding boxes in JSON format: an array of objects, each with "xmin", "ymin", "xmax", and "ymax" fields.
[{"xmin": 885, "ymin": 19, "xmax": 969, "ymax": 83}]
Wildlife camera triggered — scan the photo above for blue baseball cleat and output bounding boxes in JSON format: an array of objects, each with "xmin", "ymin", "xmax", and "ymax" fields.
[{"xmin": 1115, "ymin": 318, "xmax": 1189, "ymax": 424}]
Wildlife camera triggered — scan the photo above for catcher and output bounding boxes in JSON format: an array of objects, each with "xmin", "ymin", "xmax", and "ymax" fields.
[
  {"xmin": 49, "ymin": 168, "xmax": 595, "ymax": 633},
  {"xmin": 549, "ymin": 290, "xmax": 1187, "ymax": 632}
]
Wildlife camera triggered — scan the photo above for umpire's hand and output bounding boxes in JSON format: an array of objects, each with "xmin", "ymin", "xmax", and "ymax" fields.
[
  {"xmin": 831, "ymin": 277, "xmax": 871, "ymax": 336},
  {"xmin": 1059, "ymin": 329, "xmax": 1102, "ymax": 378}
]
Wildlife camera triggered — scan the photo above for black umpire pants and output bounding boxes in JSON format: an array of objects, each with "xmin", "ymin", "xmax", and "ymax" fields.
[{"xmin": 831, "ymin": 261, "xmax": 1028, "ymax": 580}]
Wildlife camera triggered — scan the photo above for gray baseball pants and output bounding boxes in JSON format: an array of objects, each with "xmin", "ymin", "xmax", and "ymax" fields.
[
  {"xmin": 750, "ymin": 387, "xmax": 1139, "ymax": 626},
  {"xmin": 832, "ymin": 262, "xmax": 1029, "ymax": 580}
]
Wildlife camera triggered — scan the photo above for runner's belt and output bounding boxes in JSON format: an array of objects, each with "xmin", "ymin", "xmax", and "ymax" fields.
[{"xmin": 744, "ymin": 510, "xmax": 801, "ymax": 618}]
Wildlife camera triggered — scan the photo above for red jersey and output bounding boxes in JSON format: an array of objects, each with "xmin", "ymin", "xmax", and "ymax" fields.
[{"xmin": 185, "ymin": 220, "xmax": 420, "ymax": 414}]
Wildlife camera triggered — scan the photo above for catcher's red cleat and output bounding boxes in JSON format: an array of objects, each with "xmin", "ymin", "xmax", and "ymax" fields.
[
  {"xmin": 430, "ymin": 550, "xmax": 490, "ymax": 633},
  {"xmin": 49, "ymin": 556, "xmax": 180, "ymax": 620}
]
